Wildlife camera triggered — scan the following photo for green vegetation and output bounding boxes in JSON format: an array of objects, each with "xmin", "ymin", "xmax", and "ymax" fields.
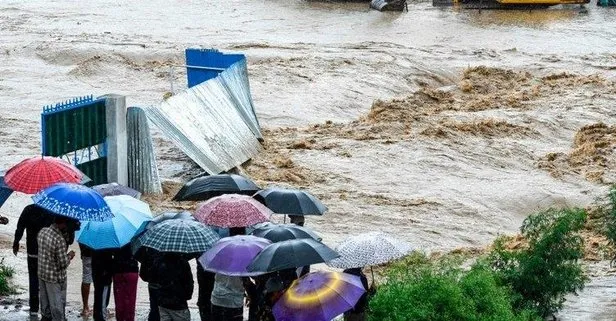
[
  {"xmin": 369, "ymin": 208, "xmax": 588, "ymax": 321},
  {"xmin": 0, "ymin": 258, "xmax": 16, "ymax": 296},
  {"xmin": 488, "ymin": 208, "xmax": 587, "ymax": 318},
  {"xmin": 369, "ymin": 254, "xmax": 539, "ymax": 321},
  {"xmin": 602, "ymin": 186, "xmax": 616, "ymax": 260}
]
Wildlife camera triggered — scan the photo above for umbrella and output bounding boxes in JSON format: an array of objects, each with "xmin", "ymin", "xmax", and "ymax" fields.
[
  {"xmin": 198, "ymin": 235, "xmax": 272, "ymax": 276},
  {"xmin": 133, "ymin": 211, "xmax": 195, "ymax": 260},
  {"xmin": 173, "ymin": 174, "xmax": 260, "ymax": 201},
  {"xmin": 0, "ymin": 170, "xmax": 13, "ymax": 210},
  {"xmin": 32, "ymin": 183, "xmax": 113, "ymax": 221},
  {"xmin": 250, "ymin": 224, "xmax": 321, "ymax": 243},
  {"xmin": 76, "ymin": 195, "xmax": 153, "ymax": 250},
  {"xmin": 327, "ymin": 232, "xmax": 412, "ymax": 269},
  {"xmin": 5, "ymin": 156, "xmax": 82, "ymax": 194},
  {"xmin": 195, "ymin": 194, "xmax": 272, "ymax": 228},
  {"xmin": 93, "ymin": 182, "xmax": 141, "ymax": 199},
  {"xmin": 132, "ymin": 219, "xmax": 220, "ymax": 254},
  {"xmin": 247, "ymin": 238, "xmax": 339, "ymax": 273},
  {"xmin": 146, "ymin": 211, "xmax": 194, "ymax": 229},
  {"xmin": 253, "ymin": 188, "xmax": 327, "ymax": 216},
  {"xmin": 273, "ymin": 271, "xmax": 366, "ymax": 321}
]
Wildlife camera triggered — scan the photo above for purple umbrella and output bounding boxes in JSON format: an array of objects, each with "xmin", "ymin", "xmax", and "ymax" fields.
[
  {"xmin": 198, "ymin": 235, "xmax": 272, "ymax": 276},
  {"xmin": 273, "ymin": 271, "xmax": 366, "ymax": 321}
]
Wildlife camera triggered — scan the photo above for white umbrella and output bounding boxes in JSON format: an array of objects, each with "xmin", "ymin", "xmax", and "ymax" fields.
[{"xmin": 327, "ymin": 232, "xmax": 412, "ymax": 269}]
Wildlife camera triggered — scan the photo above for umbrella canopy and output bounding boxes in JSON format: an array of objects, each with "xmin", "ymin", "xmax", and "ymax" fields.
[
  {"xmin": 93, "ymin": 182, "xmax": 141, "ymax": 199},
  {"xmin": 198, "ymin": 235, "xmax": 272, "ymax": 276},
  {"xmin": 173, "ymin": 174, "xmax": 260, "ymax": 201},
  {"xmin": 327, "ymin": 232, "xmax": 412, "ymax": 269},
  {"xmin": 77, "ymin": 195, "xmax": 153, "ymax": 250},
  {"xmin": 133, "ymin": 219, "xmax": 220, "ymax": 254},
  {"xmin": 5, "ymin": 156, "xmax": 82, "ymax": 194},
  {"xmin": 247, "ymin": 238, "xmax": 339, "ymax": 273},
  {"xmin": 273, "ymin": 271, "xmax": 366, "ymax": 321},
  {"xmin": 32, "ymin": 183, "xmax": 113, "ymax": 222},
  {"xmin": 253, "ymin": 188, "xmax": 327, "ymax": 216},
  {"xmin": 195, "ymin": 194, "xmax": 272, "ymax": 228},
  {"xmin": 250, "ymin": 224, "xmax": 321, "ymax": 243},
  {"xmin": 0, "ymin": 170, "xmax": 13, "ymax": 210}
]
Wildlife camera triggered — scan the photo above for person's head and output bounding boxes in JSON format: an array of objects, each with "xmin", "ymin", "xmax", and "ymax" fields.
[
  {"xmin": 229, "ymin": 227, "xmax": 246, "ymax": 237},
  {"xmin": 288, "ymin": 215, "xmax": 305, "ymax": 227},
  {"xmin": 54, "ymin": 216, "xmax": 79, "ymax": 232}
]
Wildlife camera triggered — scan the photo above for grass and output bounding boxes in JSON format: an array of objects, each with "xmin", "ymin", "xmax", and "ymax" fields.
[{"xmin": 0, "ymin": 258, "xmax": 17, "ymax": 296}]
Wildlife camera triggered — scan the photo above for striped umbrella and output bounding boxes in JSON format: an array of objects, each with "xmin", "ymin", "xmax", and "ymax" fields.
[
  {"xmin": 273, "ymin": 271, "xmax": 366, "ymax": 321},
  {"xmin": 133, "ymin": 219, "xmax": 220, "ymax": 254},
  {"xmin": 5, "ymin": 156, "xmax": 82, "ymax": 194}
]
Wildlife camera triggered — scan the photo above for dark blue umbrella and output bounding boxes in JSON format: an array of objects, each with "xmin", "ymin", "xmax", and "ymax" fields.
[
  {"xmin": 173, "ymin": 174, "xmax": 260, "ymax": 201},
  {"xmin": 253, "ymin": 188, "xmax": 327, "ymax": 216},
  {"xmin": 250, "ymin": 223, "xmax": 322, "ymax": 243},
  {"xmin": 0, "ymin": 170, "xmax": 13, "ymax": 210},
  {"xmin": 32, "ymin": 183, "xmax": 113, "ymax": 222}
]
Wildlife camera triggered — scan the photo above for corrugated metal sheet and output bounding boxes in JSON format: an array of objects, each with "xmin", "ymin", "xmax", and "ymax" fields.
[
  {"xmin": 218, "ymin": 60, "xmax": 262, "ymax": 139},
  {"xmin": 127, "ymin": 107, "xmax": 162, "ymax": 194},
  {"xmin": 144, "ymin": 77, "xmax": 262, "ymax": 175}
]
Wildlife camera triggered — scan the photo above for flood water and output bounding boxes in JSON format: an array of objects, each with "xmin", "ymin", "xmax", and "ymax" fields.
[{"xmin": 1, "ymin": 1, "xmax": 615, "ymax": 320}]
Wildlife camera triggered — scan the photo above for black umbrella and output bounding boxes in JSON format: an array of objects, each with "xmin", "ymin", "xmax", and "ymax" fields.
[
  {"xmin": 252, "ymin": 188, "xmax": 327, "ymax": 216},
  {"xmin": 173, "ymin": 174, "xmax": 260, "ymax": 201},
  {"xmin": 250, "ymin": 223, "xmax": 322, "ymax": 242},
  {"xmin": 247, "ymin": 238, "xmax": 339, "ymax": 273},
  {"xmin": 93, "ymin": 182, "xmax": 141, "ymax": 199}
]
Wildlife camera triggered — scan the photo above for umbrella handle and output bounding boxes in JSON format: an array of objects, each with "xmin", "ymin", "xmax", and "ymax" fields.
[{"xmin": 370, "ymin": 266, "xmax": 376, "ymax": 289}]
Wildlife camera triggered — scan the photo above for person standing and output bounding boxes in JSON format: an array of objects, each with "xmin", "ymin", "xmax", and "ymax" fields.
[
  {"xmin": 153, "ymin": 253, "xmax": 193, "ymax": 321},
  {"xmin": 197, "ymin": 226, "xmax": 228, "ymax": 321},
  {"xmin": 210, "ymin": 227, "xmax": 245, "ymax": 321},
  {"xmin": 196, "ymin": 264, "xmax": 215, "ymax": 321},
  {"xmin": 137, "ymin": 246, "xmax": 163, "ymax": 321},
  {"xmin": 112, "ymin": 244, "xmax": 139, "ymax": 321},
  {"xmin": 343, "ymin": 268, "xmax": 371, "ymax": 321},
  {"xmin": 37, "ymin": 215, "xmax": 77, "ymax": 321},
  {"xmin": 79, "ymin": 244, "xmax": 93, "ymax": 317},
  {"xmin": 92, "ymin": 249, "xmax": 114, "ymax": 321},
  {"xmin": 13, "ymin": 204, "xmax": 53, "ymax": 318}
]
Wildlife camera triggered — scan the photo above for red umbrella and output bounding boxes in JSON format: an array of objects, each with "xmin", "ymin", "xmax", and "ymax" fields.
[
  {"xmin": 195, "ymin": 194, "xmax": 272, "ymax": 228},
  {"xmin": 5, "ymin": 156, "xmax": 82, "ymax": 194}
]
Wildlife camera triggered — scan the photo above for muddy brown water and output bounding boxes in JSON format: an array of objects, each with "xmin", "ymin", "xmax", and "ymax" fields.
[{"xmin": 1, "ymin": 1, "xmax": 615, "ymax": 320}]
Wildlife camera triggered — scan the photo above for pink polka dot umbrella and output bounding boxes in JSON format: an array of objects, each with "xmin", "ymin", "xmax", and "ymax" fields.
[{"xmin": 195, "ymin": 194, "xmax": 272, "ymax": 228}]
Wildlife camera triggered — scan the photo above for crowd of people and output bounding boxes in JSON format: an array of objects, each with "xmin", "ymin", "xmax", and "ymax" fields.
[{"xmin": 10, "ymin": 204, "xmax": 373, "ymax": 321}]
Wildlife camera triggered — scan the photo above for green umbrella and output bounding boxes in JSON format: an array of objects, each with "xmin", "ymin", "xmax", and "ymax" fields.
[{"xmin": 132, "ymin": 219, "xmax": 220, "ymax": 254}]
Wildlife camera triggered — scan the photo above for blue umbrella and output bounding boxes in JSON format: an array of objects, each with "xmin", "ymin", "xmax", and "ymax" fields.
[
  {"xmin": 32, "ymin": 183, "xmax": 113, "ymax": 221},
  {"xmin": 77, "ymin": 195, "xmax": 152, "ymax": 249},
  {"xmin": 0, "ymin": 170, "xmax": 13, "ymax": 210}
]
